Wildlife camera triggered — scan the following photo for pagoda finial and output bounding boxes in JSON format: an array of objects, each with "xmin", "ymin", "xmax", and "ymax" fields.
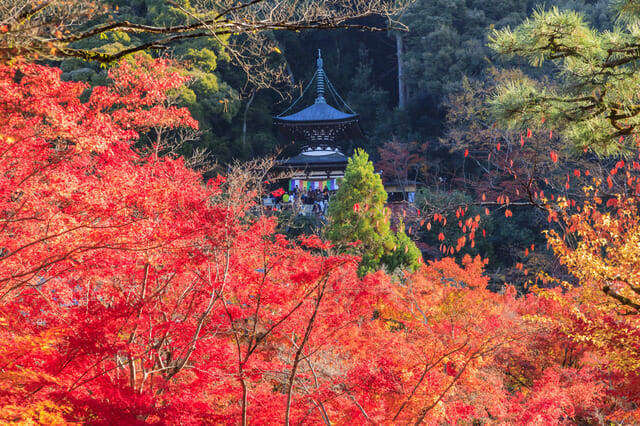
[{"xmin": 315, "ymin": 49, "xmax": 326, "ymax": 104}]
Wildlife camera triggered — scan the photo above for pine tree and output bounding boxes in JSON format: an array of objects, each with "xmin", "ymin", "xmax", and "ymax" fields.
[
  {"xmin": 489, "ymin": 4, "xmax": 640, "ymax": 155},
  {"xmin": 326, "ymin": 149, "xmax": 421, "ymax": 275}
]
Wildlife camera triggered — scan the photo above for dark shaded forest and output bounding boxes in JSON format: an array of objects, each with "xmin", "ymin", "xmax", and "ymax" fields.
[{"xmin": 49, "ymin": 0, "xmax": 619, "ymax": 289}]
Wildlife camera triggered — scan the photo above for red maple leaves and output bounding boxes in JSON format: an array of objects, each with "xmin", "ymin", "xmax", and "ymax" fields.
[{"xmin": 0, "ymin": 59, "xmax": 639, "ymax": 424}]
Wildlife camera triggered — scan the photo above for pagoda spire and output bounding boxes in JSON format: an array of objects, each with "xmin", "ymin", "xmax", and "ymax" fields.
[
  {"xmin": 273, "ymin": 49, "xmax": 363, "ymax": 145},
  {"xmin": 315, "ymin": 49, "xmax": 326, "ymax": 104}
]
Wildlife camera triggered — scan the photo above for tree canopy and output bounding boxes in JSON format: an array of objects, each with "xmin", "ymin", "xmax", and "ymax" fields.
[
  {"xmin": 489, "ymin": 4, "xmax": 640, "ymax": 155},
  {"xmin": 325, "ymin": 149, "xmax": 422, "ymax": 275},
  {"xmin": 3, "ymin": 0, "xmax": 640, "ymax": 423}
]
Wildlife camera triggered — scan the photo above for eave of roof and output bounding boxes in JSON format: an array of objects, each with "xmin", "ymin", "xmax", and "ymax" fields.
[
  {"xmin": 274, "ymin": 101, "xmax": 358, "ymax": 123},
  {"xmin": 279, "ymin": 152, "xmax": 348, "ymax": 166}
]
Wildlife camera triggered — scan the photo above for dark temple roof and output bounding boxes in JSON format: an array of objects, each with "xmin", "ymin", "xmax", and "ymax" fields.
[
  {"xmin": 275, "ymin": 101, "xmax": 358, "ymax": 123},
  {"xmin": 276, "ymin": 146, "xmax": 348, "ymax": 171},
  {"xmin": 273, "ymin": 50, "xmax": 363, "ymax": 143}
]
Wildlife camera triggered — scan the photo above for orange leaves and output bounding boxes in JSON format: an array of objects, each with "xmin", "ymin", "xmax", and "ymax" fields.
[
  {"xmin": 7, "ymin": 48, "xmax": 640, "ymax": 426},
  {"xmin": 543, "ymin": 188, "xmax": 640, "ymax": 381},
  {"xmin": 433, "ymin": 212, "xmax": 447, "ymax": 227},
  {"xmin": 456, "ymin": 235, "xmax": 466, "ymax": 252}
]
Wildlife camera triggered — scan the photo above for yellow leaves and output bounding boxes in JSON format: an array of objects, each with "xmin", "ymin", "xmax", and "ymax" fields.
[
  {"xmin": 543, "ymin": 189, "xmax": 640, "ymax": 373},
  {"xmin": 0, "ymin": 400, "xmax": 70, "ymax": 425},
  {"xmin": 399, "ymin": 368, "xmax": 414, "ymax": 382}
]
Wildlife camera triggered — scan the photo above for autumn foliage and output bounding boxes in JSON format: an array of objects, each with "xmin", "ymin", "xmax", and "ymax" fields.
[{"xmin": 1, "ymin": 58, "xmax": 639, "ymax": 424}]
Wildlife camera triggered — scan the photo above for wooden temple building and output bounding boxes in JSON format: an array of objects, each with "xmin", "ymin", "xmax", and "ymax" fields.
[{"xmin": 273, "ymin": 51, "xmax": 363, "ymax": 192}]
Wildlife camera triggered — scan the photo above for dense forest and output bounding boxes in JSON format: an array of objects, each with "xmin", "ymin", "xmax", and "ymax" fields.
[
  {"xmin": 3, "ymin": 0, "xmax": 640, "ymax": 423},
  {"xmin": 47, "ymin": 0, "xmax": 619, "ymax": 288}
]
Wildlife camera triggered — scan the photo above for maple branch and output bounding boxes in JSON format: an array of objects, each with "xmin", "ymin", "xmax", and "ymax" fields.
[
  {"xmin": 168, "ymin": 262, "xmax": 225, "ymax": 381},
  {"xmin": 603, "ymin": 284, "xmax": 640, "ymax": 313},
  {"xmin": 413, "ymin": 335, "xmax": 508, "ymax": 425},
  {"xmin": 285, "ymin": 275, "xmax": 327, "ymax": 425},
  {"xmin": 298, "ymin": 347, "xmax": 332, "ymax": 425},
  {"xmin": 246, "ymin": 261, "xmax": 349, "ymax": 356},
  {"xmin": 59, "ymin": 31, "xmax": 211, "ymax": 63},
  {"xmin": 1, "ymin": 0, "xmax": 406, "ymax": 66},
  {"xmin": 126, "ymin": 263, "xmax": 149, "ymax": 393},
  {"xmin": 392, "ymin": 339, "xmax": 470, "ymax": 421},
  {"xmin": 348, "ymin": 391, "xmax": 372, "ymax": 422},
  {"xmin": 246, "ymin": 238, "xmax": 277, "ymax": 357}
]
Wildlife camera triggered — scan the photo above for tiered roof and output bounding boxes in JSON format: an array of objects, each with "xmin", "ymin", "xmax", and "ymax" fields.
[
  {"xmin": 279, "ymin": 145, "xmax": 348, "ymax": 170},
  {"xmin": 273, "ymin": 50, "xmax": 363, "ymax": 144}
]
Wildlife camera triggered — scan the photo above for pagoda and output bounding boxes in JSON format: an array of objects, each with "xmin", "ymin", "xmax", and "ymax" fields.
[{"xmin": 274, "ymin": 50, "xmax": 363, "ymax": 192}]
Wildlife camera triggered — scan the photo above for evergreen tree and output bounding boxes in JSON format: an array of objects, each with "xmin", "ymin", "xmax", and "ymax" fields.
[
  {"xmin": 489, "ymin": 3, "xmax": 640, "ymax": 155},
  {"xmin": 326, "ymin": 149, "xmax": 421, "ymax": 275}
]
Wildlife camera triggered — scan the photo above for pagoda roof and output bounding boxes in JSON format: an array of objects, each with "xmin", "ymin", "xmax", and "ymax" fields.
[
  {"xmin": 277, "ymin": 146, "xmax": 348, "ymax": 170},
  {"xmin": 275, "ymin": 100, "xmax": 358, "ymax": 123},
  {"xmin": 274, "ymin": 50, "xmax": 363, "ymax": 143}
]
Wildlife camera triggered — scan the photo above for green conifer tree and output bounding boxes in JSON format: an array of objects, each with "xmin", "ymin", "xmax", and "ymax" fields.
[
  {"xmin": 326, "ymin": 149, "xmax": 421, "ymax": 275},
  {"xmin": 489, "ymin": 3, "xmax": 640, "ymax": 155}
]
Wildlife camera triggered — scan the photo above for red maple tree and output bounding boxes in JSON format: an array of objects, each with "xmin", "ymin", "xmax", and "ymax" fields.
[{"xmin": 1, "ymin": 57, "xmax": 639, "ymax": 424}]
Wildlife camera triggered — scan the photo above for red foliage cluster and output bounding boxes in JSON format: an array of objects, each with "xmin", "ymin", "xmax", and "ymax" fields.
[{"xmin": 0, "ymin": 60, "xmax": 638, "ymax": 424}]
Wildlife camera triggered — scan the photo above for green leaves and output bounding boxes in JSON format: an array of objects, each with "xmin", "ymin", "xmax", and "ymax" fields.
[
  {"xmin": 489, "ymin": 6, "xmax": 640, "ymax": 155},
  {"xmin": 326, "ymin": 149, "xmax": 421, "ymax": 275}
]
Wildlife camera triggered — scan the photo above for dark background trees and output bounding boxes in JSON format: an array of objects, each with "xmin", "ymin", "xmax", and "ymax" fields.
[{"xmin": 11, "ymin": 0, "xmax": 629, "ymax": 289}]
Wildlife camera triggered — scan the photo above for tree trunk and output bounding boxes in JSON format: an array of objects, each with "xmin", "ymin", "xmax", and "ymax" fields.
[
  {"xmin": 285, "ymin": 285, "xmax": 325, "ymax": 425},
  {"xmin": 241, "ymin": 377, "xmax": 248, "ymax": 426},
  {"xmin": 396, "ymin": 32, "xmax": 406, "ymax": 109},
  {"xmin": 242, "ymin": 90, "xmax": 256, "ymax": 154},
  {"xmin": 286, "ymin": 62, "xmax": 295, "ymax": 86}
]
